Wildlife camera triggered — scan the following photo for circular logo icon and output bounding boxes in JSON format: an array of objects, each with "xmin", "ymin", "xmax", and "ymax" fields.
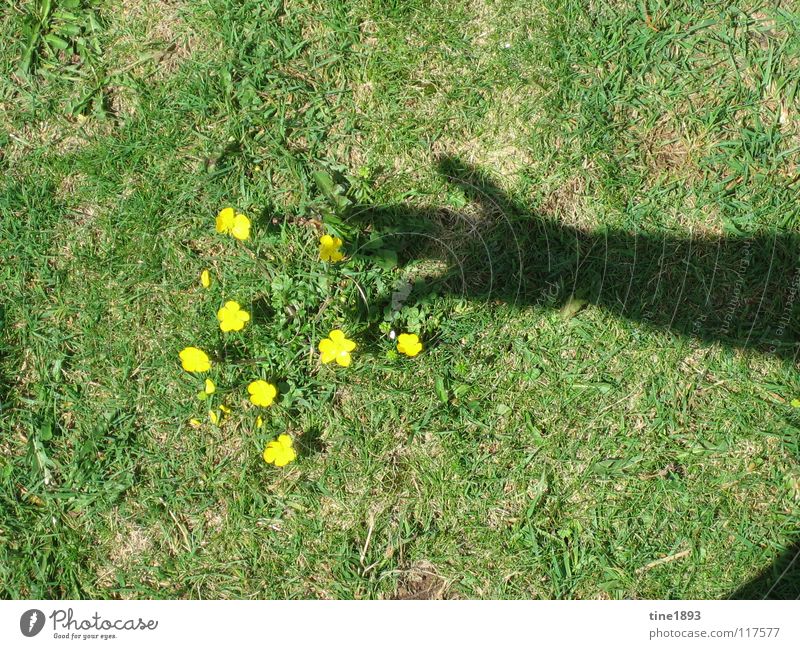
[{"xmin": 20, "ymin": 609, "xmax": 45, "ymax": 637}]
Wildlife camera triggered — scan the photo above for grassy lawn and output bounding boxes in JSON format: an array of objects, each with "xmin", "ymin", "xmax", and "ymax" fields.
[{"xmin": 1, "ymin": 0, "xmax": 799, "ymax": 599}]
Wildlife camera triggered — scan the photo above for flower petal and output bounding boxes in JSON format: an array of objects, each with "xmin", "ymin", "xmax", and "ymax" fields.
[
  {"xmin": 180, "ymin": 347, "xmax": 211, "ymax": 372},
  {"xmin": 231, "ymin": 214, "xmax": 251, "ymax": 240},
  {"xmin": 216, "ymin": 207, "xmax": 235, "ymax": 233},
  {"xmin": 263, "ymin": 444, "xmax": 278, "ymax": 463},
  {"xmin": 274, "ymin": 447, "xmax": 297, "ymax": 467}
]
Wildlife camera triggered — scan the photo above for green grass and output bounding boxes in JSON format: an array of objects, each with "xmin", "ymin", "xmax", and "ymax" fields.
[{"xmin": 1, "ymin": 0, "xmax": 799, "ymax": 599}]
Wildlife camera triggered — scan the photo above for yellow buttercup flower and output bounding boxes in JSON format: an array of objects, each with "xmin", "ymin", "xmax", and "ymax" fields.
[
  {"xmin": 256, "ymin": 416, "xmax": 264, "ymax": 429},
  {"xmin": 216, "ymin": 207, "xmax": 235, "ymax": 233},
  {"xmin": 319, "ymin": 234, "xmax": 344, "ymax": 262},
  {"xmin": 217, "ymin": 300, "xmax": 250, "ymax": 332},
  {"xmin": 397, "ymin": 333, "xmax": 423, "ymax": 357},
  {"xmin": 792, "ymin": 398, "xmax": 800, "ymax": 408},
  {"xmin": 263, "ymin": 434, "xmax": 297, "ymax": 467},
  {"xmin": 248, "ymin": 380, "xmax": 277, "ymax": 407},
  {"xmin": 208, "ymin": 409, "xmax": 219, "ymax": 424},
  {"xmin": 200, "ymin": 269, "xmax": 211, "ymax": 288},
  {"xmin": 179, "ymin": 347, "xmax": 211, "ymax": 372},
  {"xmin": 215, "ymin": 207, "xmax": 251, "ymax": 241},
  {"xmin": 189, "ymin": 418, "xmax": 202, "ymax": 428},
  {"xmin": 318, "ymin": 329, "xmax": 357, "ymax": 367},
  {"xmin": 219, "ymin": 404, "xmax": 231, "ymax": 414},
  {"xmin": 204, "ymin": 378, "xmax": 216, "ymax": 395},
  {"xmin": 231, "ymin": 213, "xmax": 251, "ymax": 240}
]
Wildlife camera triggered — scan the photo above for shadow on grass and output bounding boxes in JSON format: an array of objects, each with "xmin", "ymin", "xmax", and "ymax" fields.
[
  {"xmin": 350, "ymin": 155, "xmax": 799, "ymax": 366},
  {"xmin": 296, "ymin": 425, "xmax": 325, "ymax": 458},
  {"xmin": 730, "ymin": 543, "xmax": 800, "ymax": 600},
  {"xmin": 345, "ymin": 156, "xmax": 799, "ymax": 599}
]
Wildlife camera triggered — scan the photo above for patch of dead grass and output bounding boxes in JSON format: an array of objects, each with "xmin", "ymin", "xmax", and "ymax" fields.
[
  {"xmin": 392, "ymin": 561, "xmax": 451, "ymax": 599},
  {"xmin": 115, "ymin": 0, "xmax": 197, "ymax": 77},
  {"xmin": 96, "ymin": 515, "xmax": 157, "ymax": 588}
]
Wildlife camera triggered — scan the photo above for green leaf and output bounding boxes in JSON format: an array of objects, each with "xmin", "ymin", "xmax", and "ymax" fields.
[
  {"xmin": 526, "ymin": 366, "xmax": 543, "ymax": 381},
  {"xmin": 313, "ymin": 170, "xmax": 335, "ymax": 196},
  {"xmin": 39, "ymin": 419, "xmax": 53, "ymax": 442},
  {"xmin": 453, "ymin": 383, "xmax": 470, "ymax": 398},
  {"xmin": 465, "ymin": 400, "xmax": 481, "ymax": 413},
  {"xmin": 39, "ymin": 0, "xmax": 54, "ymax": 20},
  {"xmin": 28, "ymin": 434, "xmax": 54, "ymax": 485},
  {"xmin": 590, "ymin": 455, "xmax": 643, "ymax": 476},
  {"xmin": 371, "ymin": 248, "xmax": 397, "ymax": 270},
  {"xmin": 44, "ymin": 34, "xmax": 70, "ymax": 50},
  {"xmin": 572, "ymin": 382, "xmax": 614, "ymax": 394},
  {"xmin": 435, "ymin": 377, "xmax": 448, "ymax": 404},
  {"xmin": 333, "ymin": 193, "xmax": 351, "ymax": 210},
  {"xmin": 56, "ymin": 23, "xmax": 82, "ymax": 38}
]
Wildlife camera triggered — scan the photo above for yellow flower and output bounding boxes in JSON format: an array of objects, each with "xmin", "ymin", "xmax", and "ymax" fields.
[
  {"xmin": 256, "ymin": 416, "xmax": 264, "ymax": 429},
  {"xmin": 792, "ymin": 398, "xmax": 800, "ymax": 408},
  {"xmin": 263, "ymin": 434, "xmax": 297, "ymax": 467},
  {"xmin": 179, "ymin": 347, "xmax": 211, "ymax": 372},
  {"xmin": 217, "ymin": 300, "xmax": 250, "ymax": 332},
  {"xmin": 215, "ymin": 207, "xmax": 251, "ymax": 241},
  {"xmin": 319, "ymin": 234, "xmax": 344, "ymax": 262},
  {"xmin": 189, "ymin": 418, "xmax": 202, "ymax": 428},
  {"xmin": 219, "ymin": 404, "xmax": 231, "ymax": 414},
  {"xmin": 208, "ymin": 409, "xmax": 219, "ymax": 424},
  {"xmin": 231, "ymin": 213, "xmax": 251, "ymax": 240},
  {"xmin": 248, "ymin": 380, "xmax": 277, "ymax": 407},
  {"xmin": 397, "ymin": 333, "xmax": 423, "ymax": 357},
  {"xmin": 204, "ymin": 378, "xmax": 216, "ymax": 394},
  {"xmin": 318, "ymin": 329, "xmax": 357, "ymax": 367},
  {"xmin": 216, "ymin": 207, "xmax": 235, "ymax": 233},
  {"xmin": 200, "ymin": 269, "xmax": 211, "ymax": 288}
]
